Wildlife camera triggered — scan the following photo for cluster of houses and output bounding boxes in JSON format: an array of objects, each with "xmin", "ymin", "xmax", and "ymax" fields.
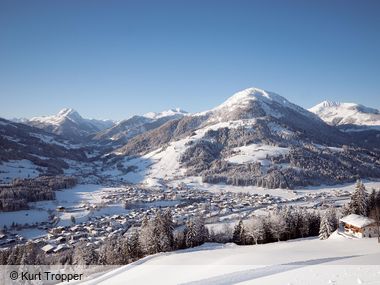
[
  {"xmin": 37, "ymin": 214, "xmax": 132, "ymax": 254},
  {"xmin": 1, "ymin": 182, "xmax": 378, "ymax": 254},
  {"xmin": 0, "ymin": 184, "xmax": 292, "ymax": 252}
]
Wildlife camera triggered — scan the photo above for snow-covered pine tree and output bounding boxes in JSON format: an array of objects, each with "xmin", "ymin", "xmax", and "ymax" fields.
[
  {"xmin": 127, "ymin": 228, "xmax": 142, "ymax": 260},
  {"xmin": 193, "ymin": 216, "xmax": 208, "ymax": 245},
  {"xmin": 73, "ymin": 241, "xmax": 99, "ymax": 265},
  {"xmin": 350, "ymin": 180, "xmax": 368, "ymax": 216},
  {"xmin": 157, "ymin": 209, "xmax": 174, "ymax": 252},
  {"xmin": 184, "ymin": 216, "xmax": 208, "ymax": 248},
  {"xmin": 139, "ymin": 214, "xmax": 157, "ymax": 255},
  {"xmin": 185, "ymin": 220, "xmax": 197, "ymax": 248},
  {"xmin": 319, "ymin": 213, "xmax": 333, "ymax": 240},
  {"xmin": 19, "ymin": 242, "xmax": 44, "ymax": 265},
  {"xmin": 246, "ymin": 217, "xmax": 265, "ymax": 244},
  {"xmin": 280, "ymin": 206, "xmax": 293, "ymax": 240},
  {"xmin": 326, "ymin": 206, "xmax": 338, "ymax": 231},
  {"xmin": 270, "ymin": 212, "xmax": 286, "ymax": 242}
]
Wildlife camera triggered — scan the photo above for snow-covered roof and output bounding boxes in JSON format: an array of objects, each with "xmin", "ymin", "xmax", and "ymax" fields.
[
  {"xmin": 340, "ymin": 214, "xmax": 375, "ymax": 228},
  {"xmin": 41, "ymin": 244, "xmax": 55, "ymax": 252}
]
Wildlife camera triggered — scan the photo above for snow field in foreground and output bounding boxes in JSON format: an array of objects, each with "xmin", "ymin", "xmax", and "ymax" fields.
[{"xmin": 75, "ymin": 237, "xmax": 380, "ymax": 285}]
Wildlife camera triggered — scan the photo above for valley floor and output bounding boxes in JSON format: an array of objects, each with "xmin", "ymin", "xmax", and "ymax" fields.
[{"xmin": 76, "ymin": 234, "xmax": 380, "ymax": 285}]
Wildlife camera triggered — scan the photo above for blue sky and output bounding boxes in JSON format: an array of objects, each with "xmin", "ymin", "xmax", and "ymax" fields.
[{"xmin": 0, "ymin": 0, "xmax": 379, "ymax": 120}]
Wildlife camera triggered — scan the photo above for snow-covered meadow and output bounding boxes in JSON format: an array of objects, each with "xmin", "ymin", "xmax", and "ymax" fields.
[{"xmin": 75, "ymin": 235, "xmax": 380, "ymax": 285}]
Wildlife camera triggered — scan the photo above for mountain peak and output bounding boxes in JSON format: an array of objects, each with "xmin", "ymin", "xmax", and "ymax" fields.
[
  {"xmin": 57, "ymin": 108, "xmax": 79, "ymax": 117},
  {"xmin": 205, "ymin": 87, "xmax": 315, "ymax": 122},
  {"xmin": 215, "ymin": 87, "xmax": 293, "ymax": 111},
  {"xmin": 143, "ymin": 108, "xmax": 188, "ymax": 120}
]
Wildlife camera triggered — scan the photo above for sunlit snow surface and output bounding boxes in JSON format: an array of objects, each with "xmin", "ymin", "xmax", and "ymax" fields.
[
  {"xmin": 74, "ymin": 236, "xmax": 380, "ymax": 285},
  {"xmin": 309, "ymin": 101, "xmax": 380, "ymax": 128}
]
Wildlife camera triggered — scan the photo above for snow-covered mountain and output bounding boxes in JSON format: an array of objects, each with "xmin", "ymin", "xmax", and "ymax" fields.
[
  {"xmin": 107, "ymin": 87, "xmax": 380, "ymax": 188},
  {"xmin": 143, "ymin": 108, "xmax": 187, "ymax": 120},
  {"xmin": 2, "ymin": 87, "xmax": 380, "ymax": 187},
  {"xmin": 0, "ymin": 118, "xmax": 89, "ymax": 183},
  {"xmin": 204, "ymin": 87, "xmax": 317, "ymax": 123},
  {"xmin": 309, "ymin": 101, "xmax": 380, "ymax": 131},
  {"xmin": 27, "ymin": 108, "xmax": 115, "ymax": 139},
  {"xmin": 94, "ymin": 108, "xmax": 187, "ymax": 144}
]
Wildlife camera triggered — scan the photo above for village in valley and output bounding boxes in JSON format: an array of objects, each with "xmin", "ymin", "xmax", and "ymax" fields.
[{"xmin": 0, "ymin": 175, "xmax": 379, "ymax": 261}]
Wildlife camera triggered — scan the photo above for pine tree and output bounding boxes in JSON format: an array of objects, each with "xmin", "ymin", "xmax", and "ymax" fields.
[
  {"xmin": 368, "ymin": 189, "xmax": 377, "ymax": 214},
  {"xmin": 319, "ymin": 213, "xmax": 333, "ymax": 240},
  {"xmin": 19, "ymin": 242, "xmax": 44, "ymax": 265},
  {"xmin": 127, "ymin": 228, "xmax": 142, "ymax": 260},
  {"xmin": 156, "ymin": 209, "xmax": 174, "ymax": 252},
  {"xmin": 353, "ymin": 180, "xmax": 368, "ymax": 216},
  {"xmin": 98, "ymin": 236, "xmax": 129, "ymax": 265},
  {"xmin": 326, "ymin": 206, "xmax": 338, "ymax": 231},
  {"xmin": 270, "ymin": 212, "xmax": 286, "ymax": 242},
  {"xmin": 185, "ymin": 220, "xmax": 197, "ymax": 248},
  {"xmin": 184, "ymin": 216, "xmax": 208, "ymax": 248},
  {"xmin": 299, "ymin": 208, "xmax": 310, "ymax": 238},
  {"xmin": 73, "ymin": 242, "xmax": 99, "ymax": 265},
  {"xmin": 281, "ymin": 206, "xmax": 294, "ymax": 240},
  {"xmin": 246, "ymin": 217, "xmax": 265, "ymax": 244},
  {"xmin": 193, "ymin": 216, "xmax": 208, "ymax": 245},
  {"xmin": 139, "ymin": 215, "xmax": 156, "ymax": 255},
  {"xmin": 232, "ymin": 220, "xmax": 246, "ymax": 245}
]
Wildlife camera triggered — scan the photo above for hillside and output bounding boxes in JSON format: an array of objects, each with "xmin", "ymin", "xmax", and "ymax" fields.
[
  {"xmin": 0, "ymin": 118, "xmax": 91, "ymax": 183},
  {"xmin": 93, "ymin": 108, "xmax": 187, "ymax": 145},
  {"xmin": 103, "ymin": 88, "xmax": 380, "ymax": 188},
  {"xmin": 76, "ymin": 235, "xmax": 380, "ymax": 285}
]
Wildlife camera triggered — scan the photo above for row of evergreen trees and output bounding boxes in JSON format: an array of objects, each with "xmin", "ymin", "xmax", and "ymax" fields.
[
  {"xmin": 232, "ymin": 207, "xmax": 321, "ymax": 245},
  {"xmin": 0, "ymin": 176, "xmax": 77, "ymax": 211}
]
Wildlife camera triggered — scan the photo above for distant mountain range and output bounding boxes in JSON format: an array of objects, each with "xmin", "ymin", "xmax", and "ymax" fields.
[
  {"xmin": 26, "ymin": 108, "xmax": 115, "ymax": 140},
  {"xmin": 309, "ymin": 101, "xmax": 380, "ymax": 131},
  {"xmin": 1, "ymin": 87, "xmax": 379, "ymax": 187},
  {"xmin": 93, "ymin": 108, "xmax": 187, "ymax": 145}
]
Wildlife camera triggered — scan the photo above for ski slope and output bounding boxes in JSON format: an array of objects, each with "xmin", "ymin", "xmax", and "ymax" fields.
[{"xmin": 76, "ymin": 235, "xmax": 380, "ymax": 285}]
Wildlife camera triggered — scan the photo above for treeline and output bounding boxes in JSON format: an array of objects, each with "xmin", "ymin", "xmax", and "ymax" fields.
[
  {"xmin": 341, "ymin": 180, "xmax": 380, "ymax": 219},
  {"xmin": 230, "ymin": 207, "xmax": 322, "ymax": 245},
  {"xmin": 0, "ymin": 176, "xmax": 77, "ymax": 211}
]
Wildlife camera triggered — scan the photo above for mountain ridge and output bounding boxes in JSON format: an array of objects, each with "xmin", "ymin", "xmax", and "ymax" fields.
[{"xmin": 309, "ymin": 101, "xmax": 380, "ymax": 129}]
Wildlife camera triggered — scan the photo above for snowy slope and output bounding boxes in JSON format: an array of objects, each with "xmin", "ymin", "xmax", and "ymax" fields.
[
  {"xmin": 94, "ymin": 108, "xmax": 187, "ymax": 143},
  {"xmin": 226, "ymin": 144, "xmax": 290, "ymax": 166},
  {"xmin": 309, "ymin": 101, "xmax": 380, "ymax": 129},
  {"xmin": 76, "ymin": 236, "xmax": 380, "ymax": 285},
  {"xmin": 199, "ymin": 87, "xmax": 320, "ymax": 124}
]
